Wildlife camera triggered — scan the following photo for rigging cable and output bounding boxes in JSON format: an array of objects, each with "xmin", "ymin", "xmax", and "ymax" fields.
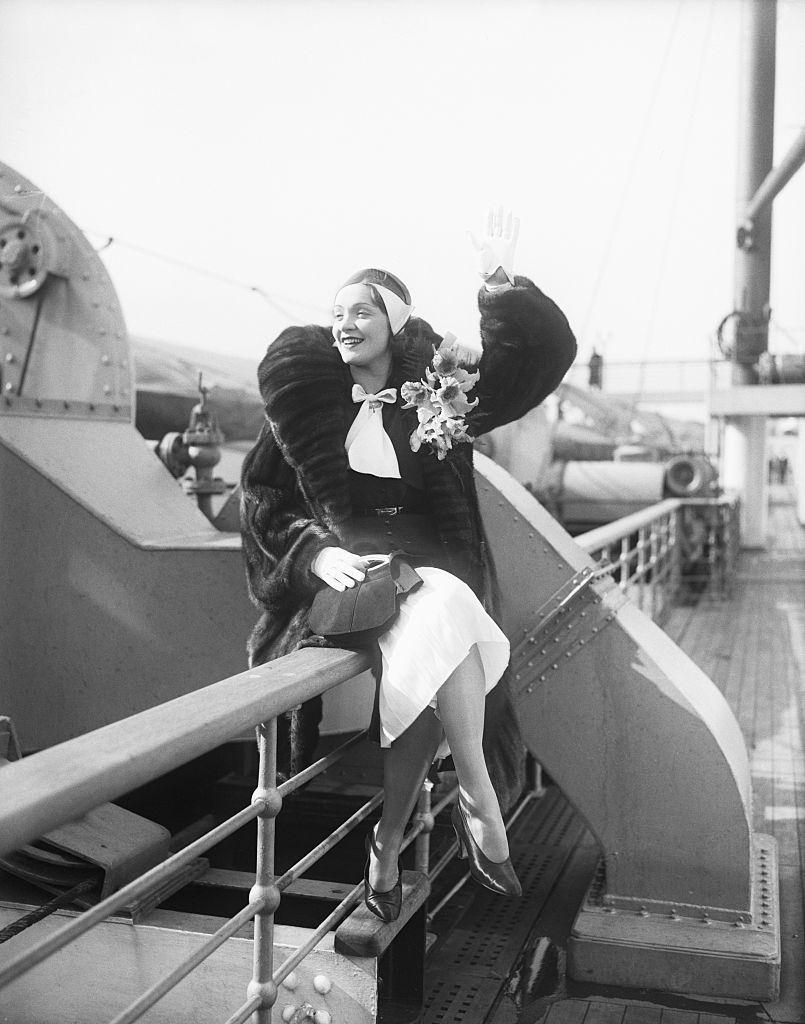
[
  {"xmin": 80, "ymin": 229, "xmax": 330, "ymax": 323},
  {"xmin": 578, "ymin": 0, "xmax": 685, "ymax": 350},
  {"xmin": 629, "ymin": 0, "xmax": 717, "ymax": 424}
]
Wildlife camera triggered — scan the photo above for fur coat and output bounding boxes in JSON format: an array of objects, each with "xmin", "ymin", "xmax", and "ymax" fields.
[{"xmin": 240, "ymin": 276, "xmax": 576, "ymax": 790}]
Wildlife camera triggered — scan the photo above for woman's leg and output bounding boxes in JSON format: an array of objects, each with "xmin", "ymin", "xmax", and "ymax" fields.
[
  {"xmin": 436, "ymin": 644, "xmax": 509, "ymax": 862},
  {"xmin": 369, "ymin": 706, "xmax": 443, "ymax": 891}
]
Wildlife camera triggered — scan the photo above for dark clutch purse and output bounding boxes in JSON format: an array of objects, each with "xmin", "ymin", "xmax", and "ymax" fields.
[{"xmin": 308, "ymin": 554, "xmax": 423, "ymax": 646}]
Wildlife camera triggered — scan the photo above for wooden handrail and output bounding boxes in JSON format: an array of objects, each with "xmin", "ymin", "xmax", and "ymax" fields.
[{"xmin": 0, "ymin": 647, "xmax": 370, "ymax": 857}]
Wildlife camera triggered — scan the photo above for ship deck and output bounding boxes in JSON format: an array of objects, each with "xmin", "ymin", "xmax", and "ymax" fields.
[{"xmin": 422, "ymin": 482, "xmax": 805, "ymax": 1024}]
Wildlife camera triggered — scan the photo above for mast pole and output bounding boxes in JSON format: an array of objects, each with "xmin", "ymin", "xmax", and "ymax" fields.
[{"xmin": 722, "ymin": 0, "xmax": 777, "ymax": 547}]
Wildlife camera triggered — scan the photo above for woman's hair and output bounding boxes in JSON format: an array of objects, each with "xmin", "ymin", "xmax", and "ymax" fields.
[
  {"xmin": 336, "ymin": 268, "xmax": 413, "ymax": 336},
  {"xmin": 340, "ymin": 268, "xmax": 411, "ymax": 306}
]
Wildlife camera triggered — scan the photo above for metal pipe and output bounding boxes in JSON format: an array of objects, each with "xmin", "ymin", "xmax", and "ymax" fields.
[
  {"xmin": 272, "ymin": 883, "xmax": 363, "ymax": 989},
  {"xmin": 224, "ymin": 994, "xmax": 263, "ymax": 1024},
  {"xmin": 744, "ymin": 125, "xmax": 805, "ymax": 224},
  {"xmin": 733, "ymin": 0, "xmax": 777, "ymax": 382},
  {"xmin": 277, "ymin": 729, "xmax": 368, "ymax": 799},
  {"xmin": 274, "ymin": 791, "xmax": 384, "ymax": 892}
]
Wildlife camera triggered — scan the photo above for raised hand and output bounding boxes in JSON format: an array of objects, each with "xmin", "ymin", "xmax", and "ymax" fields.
[{"xmin": 468, "ymin": 206, "xmax": 520, "ymax": 285}]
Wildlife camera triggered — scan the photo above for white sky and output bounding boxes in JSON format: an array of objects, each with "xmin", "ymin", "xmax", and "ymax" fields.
[{"xmin": 2, "ymin": 0, "xmax": 804, "ymax": 371}]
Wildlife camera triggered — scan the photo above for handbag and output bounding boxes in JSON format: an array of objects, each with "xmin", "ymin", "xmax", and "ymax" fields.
[{"xmin": 308, "ymin": 553, "xmax": 423, "ymax": 646}]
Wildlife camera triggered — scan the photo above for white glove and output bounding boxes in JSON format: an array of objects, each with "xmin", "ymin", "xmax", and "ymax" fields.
[
  {"xmin": 311, "ymin": 546, "xmax": 368, "ymax": 592},
  {"xmin": 468, "ymin": 206, "xmax": 520, "ymax": 286}
]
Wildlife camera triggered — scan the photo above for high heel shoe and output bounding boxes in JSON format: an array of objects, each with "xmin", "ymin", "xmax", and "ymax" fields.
[
  {"xmin": 363, "ymin": 830, "xmax": 402, "ymax": 923},
  {"xmin": 451, "ymin": 801, "xmax": 522, "ymax": 897}
]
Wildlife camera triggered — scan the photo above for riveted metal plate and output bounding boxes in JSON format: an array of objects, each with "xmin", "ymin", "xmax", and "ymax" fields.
[
  {"xmin": 509, "ymin": 568, "xmax": 626, "ymax": 698},
  {"xmin": 568, "ymin": 833, "xmax": 780, "ymax": 1000}
]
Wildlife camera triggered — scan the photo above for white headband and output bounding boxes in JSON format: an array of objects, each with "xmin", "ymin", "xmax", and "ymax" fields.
[{"xmin": 371, "ymin": 284, "xmax": 413, "ymax": 335}]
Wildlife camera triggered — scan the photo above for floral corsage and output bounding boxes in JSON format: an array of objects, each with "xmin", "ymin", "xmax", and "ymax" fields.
[{"xmin": 400, "ymin": 336, "xmax": 480, "ymax": 461}]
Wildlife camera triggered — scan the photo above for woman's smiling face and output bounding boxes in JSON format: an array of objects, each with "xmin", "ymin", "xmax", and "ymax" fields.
[{"xmin": 332, "ymin": 284, "xmax": 392, "ymax": 369}]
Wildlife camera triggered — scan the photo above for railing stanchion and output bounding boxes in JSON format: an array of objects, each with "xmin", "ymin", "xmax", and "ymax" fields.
[
  {"xmin": 249, "ymin": 718, "xmax": 282, "ymax": 1023},
  {"xmin": 637, "ymin": 526, "xmax": 647, "ymax": 612},
  {"xmin": 414, "ymin": 779, "xmax": 434, "ymax": 875}
]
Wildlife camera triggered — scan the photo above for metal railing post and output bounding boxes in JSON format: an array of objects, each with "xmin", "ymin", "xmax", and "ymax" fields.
[
  {"xmin": 648, "ymin": 518, "xmax": 659, "ymax": 619},
  {"xmin": 248, "ymin": 719, "xmax": 282, "ymax": 1023},
  {"xmin": 414, "ymin": 779, "xmax": 434, "ymax": 875},
  {"xmin": 637, "ymin": 526, "xmax": 647, "ymax": 612},
  {"xmin": 670, "ymin": 507, "xmax": 682, "ymax": 603}
]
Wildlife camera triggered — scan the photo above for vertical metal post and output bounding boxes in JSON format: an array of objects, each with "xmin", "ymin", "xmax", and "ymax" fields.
[
  {"xmin": 724, "ymin": 0, "xmax": 776, "ymax": 547},
  {"xmin": 733, "ymin": 0, "xmax": 776, "ymax": 380},
  {"xmin": 637, "ymin": 526, "xmax": 647, "ymax": 612},
  {"xmin": 248, "ymin": 720, "xmax": 282, "ymax": 1023},
  {"xmin": 670, "ymin": 507, "xmax": 682, "ymax": 603},
  {"xmin": 414, "ymin": 779, "xmax": 434, "ymax": 875},
  {"xmin": 649, "ymin": 519, "xmax": 659, "ymax": 621},
  {"xmin": 619, "ymin": 536, "xmax": 629, "ymax": 590}
]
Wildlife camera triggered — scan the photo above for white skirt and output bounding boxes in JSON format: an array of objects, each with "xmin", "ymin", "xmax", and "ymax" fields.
[{"xmin": 376, "ymin": 567, "xmax": 510, "ymax": 753}]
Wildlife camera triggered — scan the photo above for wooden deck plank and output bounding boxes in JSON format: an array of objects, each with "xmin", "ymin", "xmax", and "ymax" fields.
[
  {"xmin": 583, "ymin": 1002, "xmax": 626, "ymax": 1024},
  {"xmin": 621, "ymin": 1005, "xmax": 663, "ymax": 1023},
  {"xmin": 544, "ymin": 1000, "xmax": 590, "ymax": 1024},
  {"xmin": 658, "ymin": 1011, "xmax": 698, "ymax": 1024}
]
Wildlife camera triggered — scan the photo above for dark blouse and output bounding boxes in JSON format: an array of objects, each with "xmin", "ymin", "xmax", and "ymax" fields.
[
  {"xmin": 342, "ymin": 363, "xmax": 429, "ymax": 514},
  {"xmin": 339, "ymin": 364, "xmax": 449, "ymax": 565}
]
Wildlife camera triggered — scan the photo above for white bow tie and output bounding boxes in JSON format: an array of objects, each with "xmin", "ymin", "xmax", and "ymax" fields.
[
  {"xmin": 345, "ymin": 384, "xmax": 401, "ymax": 478},
  {"xmin": 351, "ymin": 384, "xmax": 398, "ymax": 408}
]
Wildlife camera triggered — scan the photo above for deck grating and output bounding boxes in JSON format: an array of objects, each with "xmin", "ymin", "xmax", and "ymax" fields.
[{"xmin": 422, "ymin": 789, "xmax": 585, "ymax": 1023}]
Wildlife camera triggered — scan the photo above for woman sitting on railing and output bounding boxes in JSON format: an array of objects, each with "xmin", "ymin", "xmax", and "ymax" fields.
[{"xmin": 240, "ymin": 209, "xmax": 576, "ymax": 921}]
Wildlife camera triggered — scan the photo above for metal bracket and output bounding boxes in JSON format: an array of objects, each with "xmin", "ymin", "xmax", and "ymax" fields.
[{"xmin": 510, "ymin": 564, "xmax": 625, "ymax": 698}]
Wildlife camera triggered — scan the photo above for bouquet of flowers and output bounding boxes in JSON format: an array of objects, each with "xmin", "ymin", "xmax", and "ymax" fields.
[{"xmin": 400, "ymin": 335, "xmax": 480, "ymax": 461}]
